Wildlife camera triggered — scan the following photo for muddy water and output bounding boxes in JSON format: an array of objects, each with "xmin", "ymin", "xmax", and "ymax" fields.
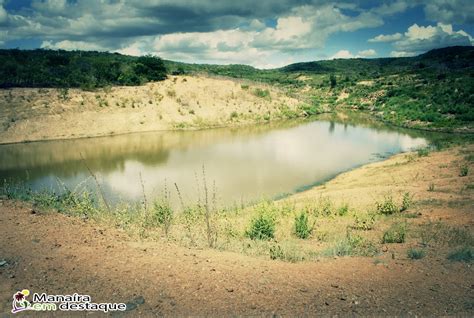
[{"xmin": 0, "ymin": 116, "xmax": 430, "ymax": 207}]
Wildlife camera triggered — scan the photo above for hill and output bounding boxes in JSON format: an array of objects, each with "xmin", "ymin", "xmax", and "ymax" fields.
[{"xmin": 0, "ymin": 46, "xmax": 473, "ymax": 133}]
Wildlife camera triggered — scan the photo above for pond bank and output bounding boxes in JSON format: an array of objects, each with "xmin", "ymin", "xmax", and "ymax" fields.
[{"xmin": 0, "ymin": 145, "xmax": 472, "ymax": 315}]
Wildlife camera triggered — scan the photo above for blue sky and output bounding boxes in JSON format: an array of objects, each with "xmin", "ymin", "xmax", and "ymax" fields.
[{"xmin": 0, "ymin": 0, "xmax": 473, "ymax": 68}]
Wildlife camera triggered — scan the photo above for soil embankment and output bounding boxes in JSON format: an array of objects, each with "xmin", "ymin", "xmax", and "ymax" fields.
[{"xmin": 0, "ymin": 76, "xmax": 300, "ymax": 144}]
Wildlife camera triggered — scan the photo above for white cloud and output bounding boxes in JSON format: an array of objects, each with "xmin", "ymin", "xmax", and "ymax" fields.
[
  {"xmin": 390, "ymin": 23, "xmax": 473, "ymax": 56},
  {"xmin": 390, "ymin": 51, "xmax": 413, "ymax": 57},
  {"xmin": 331, "ymin": 50, "xmax": 354, "ymax": 59},
  {"xmin": 41, "ymin": 40, "xmax": 107, "ymax": 51},
  {"xmin": 368, "ymin": 32, "xmax": 402, "ymax": 43},
  {"xmin": 358, "ymin": 49, "xmax": 377, "ymax": 57},
  {"xmin": 424, "ymin": 0, "xmax": 474, "ymax": 24},
  {"xmin": 331, "ymin": 49, "xmax": 377, "ymax": 59}
]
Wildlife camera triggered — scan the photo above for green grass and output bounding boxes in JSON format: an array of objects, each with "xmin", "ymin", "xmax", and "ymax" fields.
[
  {"xmin": 382, "ymin": 223, "xmax": 407, "ymax": 243},
  {"xmin": 447, "ymin": 246, "xmax": 473, "ymax": 262},
  {"xmin": 407, "ymin": 248, "xmax": 426, "ymax": 260}
]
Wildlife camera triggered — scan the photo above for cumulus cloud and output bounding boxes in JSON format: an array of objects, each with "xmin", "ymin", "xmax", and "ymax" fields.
[
  {"xmin": 368, "ymin": 33, "xmax": 402, "ymax": 42},
  {"xmin": 358, "ymin": 49, "xmax": 377, "ymax": 57},
  {"xmin": 423, "ymin": 0, "xmax": 474, "ymax": 24},
  {"xmin": 331, "ymin": 49, "xmax": 377, "ymax": 59},
  {"xmin": 0, "ymin": 0, "xmax": 472, "ymax": 66},
  {"xmin": 389, "ymin": 23, "xmax": 473, "ymax": 57}
]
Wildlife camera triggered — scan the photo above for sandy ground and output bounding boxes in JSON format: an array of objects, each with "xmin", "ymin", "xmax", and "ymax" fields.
[
  {"xmin": 0, "ymin": 146, "xmax": 473, "ymax": 316},
  {"xmin": 0, "ymin": 76, "xmax": 299, "ymax": 144}
]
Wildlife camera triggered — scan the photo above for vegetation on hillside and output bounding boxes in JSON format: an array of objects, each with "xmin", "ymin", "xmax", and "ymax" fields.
[
  {"xmin": 0, "ymin": 46, "xmax": 472, "ymax": 131},
  {"xmin": 0, "ymin": 49, "xmax": 167, "ymax": 89}
]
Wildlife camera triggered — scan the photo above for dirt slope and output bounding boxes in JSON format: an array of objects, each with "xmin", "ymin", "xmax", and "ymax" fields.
[
  {"xmin": 0, "ymin": 76, "xmax": 299, "ymax": 144},
  {"xmin": 0, "ymin": 147, "xmax": 473, "ymax": 316}
]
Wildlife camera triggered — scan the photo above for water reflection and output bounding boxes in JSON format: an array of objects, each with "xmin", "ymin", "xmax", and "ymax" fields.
[{"xmin": 0, "ymin": 115, "xmax": 430, "ymax": 207}]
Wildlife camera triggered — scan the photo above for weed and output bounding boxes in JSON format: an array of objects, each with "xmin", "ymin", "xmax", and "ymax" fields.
[
  {"xmin": 459, "ymin": 165, "xmax": 469, "ymax": 177},
  {"xmin": 407, "ymin": 248, "xmax": 425, "ymax": 260},
  {"xmin": 230, "ymin": 111, "xmax": 239, "ymax": 120},
  {"xmin": 269, "ymin": 244, "xmax": 284, "ymax": 260},
  {"xmin": 246, "ymin": 204, "xmax": 276, "ymax": 241},
  {"xmin": 376, "ymin": 195, "xmax": 399, "ymax": 215},
  {"xmin": 323, "ymin": 230, "xmax": 378, "ymax": 257},
  {"xmin": 253, "ymin": 88, "xmax": 270, "ymax": 98},
  {"xmin": 427, "ymin": 183, "xmax": 435, "ymax": 192},
  {"xmin": 151, "ymin": 200, "xmax": 173, "ymax": 236},
  {"xmin": 241, "ymin": 84, "xmax": 249, "ymax": 90},
  {"xmin": 447, "ymin": 246, "xmax": 473, "ymax": 262},
  {"xmin": 382, "ymin": 223, "xmax": 407, "ymax": 243},
  {"xmin": 418, "ymin": 222, "xmax": 474, "ymax": 247},
  {"xmin": 352, "ymin": 212, "xmax": 376, "ymax": 230},
  {"xmin": 417, "ymin": 148, "xmax": 430, "ymax": 157},
  {"xmin": 337, "ymin": 203, "xmax": 349, "ymax": 216},
  {"xmin": 400, "ymin": 192, "xmax": 413, "ymax": 212},
  {"xmin": 294, "ymin": 211, "xmax": 313, "ymax": 239}
]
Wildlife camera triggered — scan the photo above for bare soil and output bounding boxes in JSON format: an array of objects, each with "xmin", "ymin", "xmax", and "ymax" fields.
[
  {"xmin": 0, "ymin": 76, "xmax": 299, "ymax": 144},
  {"xmin": 0, "ymin": 147, "xmax": 473, "ymax": 316}
]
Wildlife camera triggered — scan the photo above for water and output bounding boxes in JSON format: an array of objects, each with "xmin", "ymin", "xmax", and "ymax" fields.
[{"xmin": 0, "ymin": 115, "xmax": 430, "ymax": 207}]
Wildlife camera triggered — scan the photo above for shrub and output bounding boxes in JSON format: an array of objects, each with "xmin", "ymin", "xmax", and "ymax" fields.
[
  {"xmin": 382, "ymin": 223, "xmax": 407, "ymax": 243},
  {"xmin": 337, "ymin": 203, "xmax": 349, "ymax": 216},
  {"xmin": 459, "ymin": 165, "xmax": 469, "ymax": 177},
  {"xmin": 246, "ymin": 212, "xmax": 275, "ymax": 240},
  {"xmin": 152, "ymin": 200, "xmax": 173, "ymax": 236},
  {"xmin": 269, "ymin": 244, "xmax": 284, "ymax": 260},
  {"xmin": 447, "ymin": 246, "xmax": 473, "ymax": 262},
  {"xmin": 253, "ymin": 88, "xmax": 270, "ymax": 98},
  {"xmin": 294, "ymin": 211, "xmax": 313, "ymax": 239},
  {"xmin": 376, "ymin": 195, "xmax": 399, "ymax": 215},
  {"xmin": 324, "ymin": 231, "xmax": 378, "ymax": 257},
  {"xmin": 230, "ymin": 111, "xmax": 239, "ymax": 120},
  {"xmin": 417, "ymin": 148, "xmax": 430, "ymax": 157},
  {"xmin": 400, "ymin": 192, "xmax": 413, "ymax": 212},
  {"xmin": 407, "ymin": 248, "xmax": 425, "ymax": 260},
  {"xmin": 241, "ymin": 84, "xmax": 249, "ymax": 90},
  {"xmin": 352, "ymin": 212, "xmax": 376, "ymax": 230}
]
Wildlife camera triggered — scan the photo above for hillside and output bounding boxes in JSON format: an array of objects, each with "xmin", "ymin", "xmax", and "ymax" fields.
[
  {"xmin": 0, "ymin": 76, "xmax": 300, "ymax": 144},
  {"xmin": 0, "ymin": 46, "xmax": 473, "ymax": 141}
]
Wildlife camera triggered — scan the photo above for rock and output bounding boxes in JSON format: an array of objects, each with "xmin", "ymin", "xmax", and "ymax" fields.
[
  {"xmin": 0, "ymin": 260, "xmax": 7, "ymax": 266},
  {"xmin": 382, "ymin": 246, "xmax": 388, "ymax": 252},
  {"xmin": 226, "ymin": 287, "xmax": 234, "ymax": 292},
  {"xmin": 299, "ymin": 288, "xmax": 308, "ymax": 293},
  {"xmin": 330, "ymin": 284, "xmax": 339, "ymax": 288},
  {"xmin": 132, "ymin": 296, "xmax": 145, "ymax": 305}
]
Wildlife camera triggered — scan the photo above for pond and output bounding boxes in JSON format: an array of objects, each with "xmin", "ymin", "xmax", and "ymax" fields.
[{"xmin": 0, "ymin": 115, "xmax": 431, "ymax": 208}]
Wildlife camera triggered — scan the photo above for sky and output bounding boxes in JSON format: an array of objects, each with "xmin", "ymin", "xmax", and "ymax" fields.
[{"xmin": 0, "ymin": 0, "xmax": 473, "ymax": 68}]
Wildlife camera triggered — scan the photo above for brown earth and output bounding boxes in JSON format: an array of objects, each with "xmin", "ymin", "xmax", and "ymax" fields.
[
  {"xmin": 0, "ymin": 76, "xmax": 299, "ymax": 144},
  {"xmin": 0, "ymin": 146, "xmax": 473, "ymax": 316}
]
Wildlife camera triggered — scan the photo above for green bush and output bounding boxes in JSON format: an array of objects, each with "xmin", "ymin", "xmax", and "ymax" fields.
[
  {"xmin": 152, "ymin": 200, "xmax": 173, "ymax": 235},
  {"xmin": 459, "ymin": 165, "xmax": 469, "ymax": 177},
  {"xmin": 253, "ymin": 88, "xmax": 270, "ymax": 98},
  {"xmin": 407, "ymin": 248, "xmax": 426, "ymax": 260},
  {"xmin": 294, "ymin": 211, "xmax": 313, "ymax": 239},
  {"xmin": 337, "ymin": 203, "xmax": 349, "ymax": 216},
  {"xmin": 376, "ymin": 195, "xmax": 399, "ymax": 215},
  {"xmin": 417, "ymin": 148, "xmax": 430, "ymax": 157},
  {"xmin": 246, "ymin": 213, "xmax": 275, "ymax": 240},
  {"xmin": 400, "ymin": 192, "xmax": 413, "ymax": 212},
  {"xmin": 324, "ymin": 231, "xmax": 378, "ymax": 257},
  {"xmin": 352, "ymin": 212, "xmax": 376, "ymax": 230},
  {"xmin": 382, "ymin": 223, "xmax": 407, "ymax": 243}
]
